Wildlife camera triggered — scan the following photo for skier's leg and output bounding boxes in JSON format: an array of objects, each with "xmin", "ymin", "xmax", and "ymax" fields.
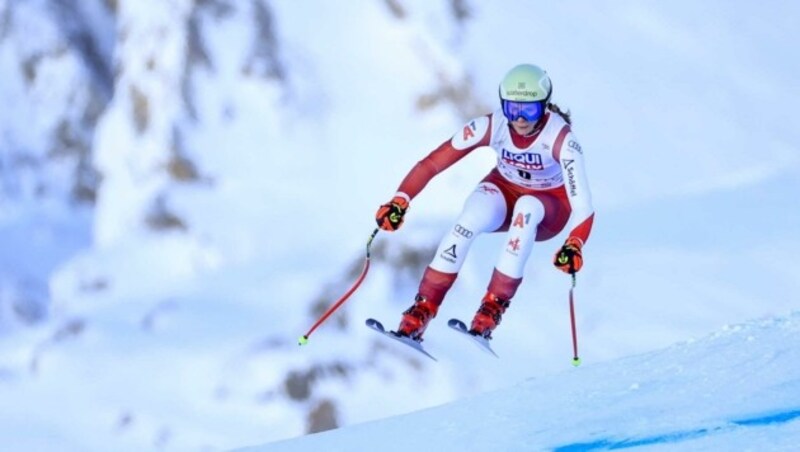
[
  {"xmin": 398, "ymin": 183, "xmax": 506, "ymax": 339},
  {"xmin": 494, "ymin": 194, "xmax": 545, "ymax": 280},
  {"xmin": 427, "ymin": 182, "xmax": 507, "ymax": 277},
  {"xmin": 471, "ymin": 195, "xmax": 545, "ymax": 337}
]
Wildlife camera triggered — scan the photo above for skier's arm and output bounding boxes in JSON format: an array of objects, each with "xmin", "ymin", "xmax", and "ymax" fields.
[
  {"xmin": 376, "ymin": 116, "xmax": 491, "ymax": 232},
  {"xmin": 395, "ymin": 116, "xmax": 492, "ymax": 201},
  {"xmin": 552, "ymin": 131, "xmax": 594, "ymax": 273},
  {"xmin": 558, "ymin": 132, "xmax": 594, "ymax": 246}
]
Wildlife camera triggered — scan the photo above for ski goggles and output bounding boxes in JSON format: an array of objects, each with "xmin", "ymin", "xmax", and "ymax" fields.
[{"xmin": 501, "ymin": 99, "xmax": 546, "ymax": 122}]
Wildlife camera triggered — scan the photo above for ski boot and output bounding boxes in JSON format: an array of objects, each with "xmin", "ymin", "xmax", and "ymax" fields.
[
  {"xmin": 469, "ymin": 292, "xmax": 511, "ymax": 339},
  {"xmin": 396, "ymin": 294, "xmax": 439, "ymax": 342}
]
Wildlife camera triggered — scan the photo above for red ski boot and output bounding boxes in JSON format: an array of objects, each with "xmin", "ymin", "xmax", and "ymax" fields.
[
  {"xmin": 469, "ymin": 292, "xmax": 511, "ymax": 339},
  {"xmin": 397, "ymin": 294, "xmax": 439, "ymax": 342}
]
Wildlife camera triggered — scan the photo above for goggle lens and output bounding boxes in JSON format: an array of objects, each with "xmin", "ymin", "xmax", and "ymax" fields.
[{"xmin": 502, "ymin": 100, "xmax": 545, "ymax": 122}]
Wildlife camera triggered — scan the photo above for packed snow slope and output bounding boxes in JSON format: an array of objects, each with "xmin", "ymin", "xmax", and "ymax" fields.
[{"xmin": 242, "ymin": 312, "xmax": 800, "ymax": 451}]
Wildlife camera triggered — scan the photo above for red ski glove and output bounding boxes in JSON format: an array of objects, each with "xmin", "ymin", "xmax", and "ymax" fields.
[
  {"xmin": 376, "ymin": 196, "xmax": 409, "ymax": 231},
  {"xmin": 554, "ymin": 237, "xmax": 584, "ymax": 274}
]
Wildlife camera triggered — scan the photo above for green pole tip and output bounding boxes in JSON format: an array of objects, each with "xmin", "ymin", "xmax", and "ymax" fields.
[
  {"xmin": 298, "ymin": 335, "xmax": 309, "ymax": 346},
  {"xmin": 572, "ymin": 357, "xmax": 581, "ymax": 367}
]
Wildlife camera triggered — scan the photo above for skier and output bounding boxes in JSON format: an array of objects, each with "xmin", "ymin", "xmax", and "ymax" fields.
[{"xmin": 375, "ymin": 63, "xmax": 595, "ymax": 342}]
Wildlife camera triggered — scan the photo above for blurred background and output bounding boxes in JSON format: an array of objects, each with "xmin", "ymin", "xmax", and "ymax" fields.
[{"xmin": 0, "ymin": 0, "xmax": 798, "ymax": 450}]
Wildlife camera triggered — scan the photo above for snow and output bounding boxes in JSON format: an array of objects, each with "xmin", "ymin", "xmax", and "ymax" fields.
[
  {"xmin": 0, "ymin": 0, "xmax": 798, "ymax": 451},
  {"xmin": 241, "ymin": 313, "xmax": 800, "ymax": 451}
]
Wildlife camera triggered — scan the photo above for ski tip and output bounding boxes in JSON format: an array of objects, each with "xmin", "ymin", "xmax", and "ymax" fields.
[
  {"xmin": 447, "ymin": 318, "xmax": 467, "ymax": 330},
  {"xmin": 365, "ymin": 318, "xmax": 385, "ymax": 332}
]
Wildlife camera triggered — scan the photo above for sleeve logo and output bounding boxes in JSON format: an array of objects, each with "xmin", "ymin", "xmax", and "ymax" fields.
[{"xmin": 463, "ymin": 121, "xmax": 476, "ymax": 141}]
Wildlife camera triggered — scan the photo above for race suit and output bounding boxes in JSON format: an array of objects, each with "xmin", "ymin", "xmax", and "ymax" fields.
[{"xmin": 394, "ymin": 108, "xmax": 595, "ymax": 303}]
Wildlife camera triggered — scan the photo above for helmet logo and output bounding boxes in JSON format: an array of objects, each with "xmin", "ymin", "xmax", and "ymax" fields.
[
  {"xmin": 499, "ymin": 64, "xmax": 551, "ymax": 101},
  {"xmin": 506, "ymin": 89, "xmax": 539, "ymax": 97}
]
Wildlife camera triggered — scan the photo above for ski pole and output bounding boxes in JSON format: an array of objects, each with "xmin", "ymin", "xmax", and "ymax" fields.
[
  {"xmin": 568, "ymin": 273, "xmax": 581, "ymax": 366},
  {"xmin": 298, "ymin": 228, "xmax": 379, "ymax": 345}
]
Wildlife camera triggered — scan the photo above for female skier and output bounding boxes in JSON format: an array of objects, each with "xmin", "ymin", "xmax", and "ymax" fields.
[{"xmin": 375, "ymin": 63, "xmax": 595, "ymax": 341}]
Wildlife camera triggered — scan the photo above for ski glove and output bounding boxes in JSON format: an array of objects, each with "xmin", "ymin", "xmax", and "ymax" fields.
[
  {"xmin": 554, "ymin": 237, "xmax": 584, "ymax": 274},
  {"xmin": 376, "ymin": 196, "xmax": 409, "ymax": 231}
]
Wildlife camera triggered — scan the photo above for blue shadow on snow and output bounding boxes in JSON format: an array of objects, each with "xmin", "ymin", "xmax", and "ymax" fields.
[{"xmin": 553, "ymin": 408, "xmax": 800, "ymax": 451}]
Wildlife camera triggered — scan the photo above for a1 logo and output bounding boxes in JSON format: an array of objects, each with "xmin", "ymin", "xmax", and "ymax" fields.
[{"xmin": 512, "ymin": 213, "xmax": 531, "ymax": 228}]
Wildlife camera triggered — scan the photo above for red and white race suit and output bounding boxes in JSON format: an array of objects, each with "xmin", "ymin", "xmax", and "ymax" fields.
[{"xmin": 394, "ymin": 108, "xmax": 595, "ymax": 303}]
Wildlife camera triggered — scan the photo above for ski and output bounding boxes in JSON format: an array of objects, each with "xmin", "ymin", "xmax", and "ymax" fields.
[
  {"xmin": 447, "ymin": 318, "xmax": 499, "ymax": 358},
  {"xmin": 365, "ymin": 318, "xmax": 437, "ymax": 361}
]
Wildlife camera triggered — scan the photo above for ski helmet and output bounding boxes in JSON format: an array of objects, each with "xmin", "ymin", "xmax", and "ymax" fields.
[{"xmin": 498, "ymin": 64, "xmax": 552, "ymax": 103}]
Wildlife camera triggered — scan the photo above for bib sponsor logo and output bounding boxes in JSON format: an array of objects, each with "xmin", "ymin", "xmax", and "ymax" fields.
[
  {"xmin": 568, "ymin": 140, "xmax": 582, "ymax": 154},
  {"xmin": 502, "ymin": 149, "xmax": 543, "ymax": 170}
]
